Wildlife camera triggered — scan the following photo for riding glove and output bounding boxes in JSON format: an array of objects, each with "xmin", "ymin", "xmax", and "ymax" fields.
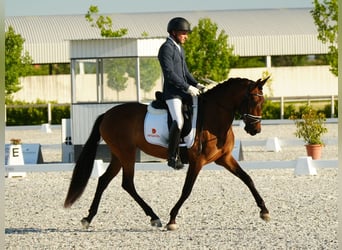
[
  {"xmin": 196, "ymin": 83, "xmax": 207, "ymax": 92},
  {"xmin": 187, "ymin": 85, "xmax": 200, "ymax": 96}
]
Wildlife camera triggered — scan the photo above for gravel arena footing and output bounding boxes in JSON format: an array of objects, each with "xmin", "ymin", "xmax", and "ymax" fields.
[
  {"xmin": 5, "ymin": 169, "xmax": 337, "ymax": 249},
  {"xmin": 5, "ymin": 124, "xmax": 338, "ymax": 249}
]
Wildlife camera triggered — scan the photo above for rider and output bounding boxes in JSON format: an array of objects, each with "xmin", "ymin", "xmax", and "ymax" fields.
[{"xmin": 158, "ymin": 17, "xmax": 205, "ymax": 169}]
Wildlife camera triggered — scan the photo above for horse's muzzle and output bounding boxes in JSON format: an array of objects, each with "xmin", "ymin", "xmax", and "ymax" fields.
[
  {"xmin": 244, "ymin": 124, "xmax": 261, "ymax": 136},
  {"xmin": 243, "ymin": 114, "xmax": 262, "ymax": 136}
]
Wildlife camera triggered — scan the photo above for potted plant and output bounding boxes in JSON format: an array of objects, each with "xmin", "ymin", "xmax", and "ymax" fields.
[
  {"xmin": 10, "ymin": 138, "xmax": 22, "ymax": 145},
  {"xmin": 291, "ymin": 105, "xmax": 328, "ymax": 160}
]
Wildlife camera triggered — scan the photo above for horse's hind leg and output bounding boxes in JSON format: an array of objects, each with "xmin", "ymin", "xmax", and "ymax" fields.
[
  {"xmin": 215, "ymin": 155, "xmax": 270, "ymax": 222},
  {"xmin": 121, "ymin": 160, "xmax": 162, "ymax": 228},
  {"xmin": 81, "ymin": 155, "xmax": 122, "ymax": 229}
]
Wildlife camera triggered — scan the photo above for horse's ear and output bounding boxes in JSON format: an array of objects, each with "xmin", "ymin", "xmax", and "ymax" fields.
[{"xmin": 256, "ymin": 76, "xmax": 270, "ymax": 88}]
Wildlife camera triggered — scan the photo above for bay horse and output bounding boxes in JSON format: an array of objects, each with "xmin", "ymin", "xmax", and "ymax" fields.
[{"xmin": 64, "ymin": 77, "xmax": 270, "ymax": 230}]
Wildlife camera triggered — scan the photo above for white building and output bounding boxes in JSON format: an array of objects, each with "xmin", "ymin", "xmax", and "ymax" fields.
[{"xmin": 5, "ymin": 8, "xmax": 337, "ymax": 102}]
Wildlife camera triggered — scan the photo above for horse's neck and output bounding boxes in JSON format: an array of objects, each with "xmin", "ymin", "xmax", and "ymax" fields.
[
  {"xmin": 200, "ymin": 99, "xmax": 235, "ymax": 137},
  {"xmin": 201, "ymin": 84, "xmax": 246, "ymax": 132}
]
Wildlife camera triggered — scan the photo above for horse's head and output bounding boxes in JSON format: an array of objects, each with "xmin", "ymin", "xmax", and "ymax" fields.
[{"xmin": 239, "ymin": 77, "xmax": 269, "ymax": 136}]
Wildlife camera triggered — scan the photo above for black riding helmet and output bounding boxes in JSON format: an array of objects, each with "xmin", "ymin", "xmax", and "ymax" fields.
[{"xmin": 167, "ymin": 17, "xmax": 191, "ymax": 33}]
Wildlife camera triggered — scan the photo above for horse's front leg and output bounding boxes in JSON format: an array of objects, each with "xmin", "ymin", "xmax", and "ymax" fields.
[
  {"xmin": 167, "ymin": 163, "xmax": 201, "ymax": 230},
  {"xmin": 121, "ymin": 162, "xmax": 162, "ymax": 228},
  {"xmin": 215, "ymin": 154, "xmax": 270, "ymax": 222}
]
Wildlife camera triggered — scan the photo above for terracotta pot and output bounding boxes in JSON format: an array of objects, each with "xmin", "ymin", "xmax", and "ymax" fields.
[{"xmin": 305, "ymin": 144, "xmax": 322, "ymax": 160}]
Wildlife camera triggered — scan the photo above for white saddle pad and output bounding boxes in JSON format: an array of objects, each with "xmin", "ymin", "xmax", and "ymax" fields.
[{"xmin": 144, "ymin": 97, "xmax": 198, "ymax": 148}]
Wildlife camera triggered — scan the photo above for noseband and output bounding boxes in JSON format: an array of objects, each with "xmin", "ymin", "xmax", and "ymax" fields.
[
  {"xmin": 241, "ymin": 91, "xmax": 263, "ymax": 126},
  {"xmin": 243, "ymin": 113, "xmax": 262, "ymax": 124}
]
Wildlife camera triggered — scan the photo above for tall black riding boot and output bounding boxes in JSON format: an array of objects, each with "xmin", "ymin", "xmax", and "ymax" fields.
[{"xmin": 167, "ymin": 121, "xmax": 184, "ymax": 169}]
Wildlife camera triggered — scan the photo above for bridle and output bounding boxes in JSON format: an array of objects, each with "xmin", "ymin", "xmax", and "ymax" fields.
[
  {"xmin": 196, "ymin": 80, "xmax": 264, "ymax": 152},
  {"xmin": 199, "ymin": 78, "xmax": 265, "ymax": 129},
  {"xmin": 241, "ymin": 86, "xmax": 264, "ymax": 126}
]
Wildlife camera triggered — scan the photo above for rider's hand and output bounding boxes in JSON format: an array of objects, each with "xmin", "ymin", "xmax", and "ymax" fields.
[
  {"xmin": 196, "ymin": 83, "xmax": 207, "ymax": 92},
  {"xmin": 187, "ymin": 85, "xmax": 200, "ymax": 96}
]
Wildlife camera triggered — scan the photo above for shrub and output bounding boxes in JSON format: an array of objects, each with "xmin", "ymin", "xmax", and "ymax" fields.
[
  {"xmin": 283, "ymin": 104, "xmax": 296, "ymax": 119},
  {"xmin": 290, "ymin": 105, "xmax": 328, "ymax": 145},
  {"xmin": 262, "ymin": 100, "xmax": 280, "ymax": 119},
  {"xmin": 6, "ymin": 101, "xmax": 70, "ymax": 126},
  {"xmin": 322, "ymin": 100, "xmax": 338, "ymax": 118}
]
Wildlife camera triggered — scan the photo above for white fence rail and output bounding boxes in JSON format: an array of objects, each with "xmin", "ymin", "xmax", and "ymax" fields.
[
  {"xmin": 267, "ymin": 95, "xmax": 338, "ymax": 119},
  {"xmin": 4, "ymin": 95, "xmax": 338, "ymax": 125}
]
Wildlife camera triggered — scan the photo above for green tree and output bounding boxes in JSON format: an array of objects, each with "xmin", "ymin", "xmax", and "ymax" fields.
[
  {"xmin": 30, "ymin": 63, "xmax": 70, "ymax": 76},
  {"xmin": 311, "ymin": 0, "xmax": 338, "ymax": 76},
  {"xmin": 104, "ymin": 58, "xmax": 132, "ymax": 100},
  {"xmin": 139, "ymin": 58, "xmax": 160, "ymax": 95},
  {"xmin": 85, "ymin": 5, "xmax": 160, "ymax": 98},
  {"xmin": 184, "ymin": 18, "xmax": 237, "ymax": 82},
  {"xmin": 86, "ymin": 5, "xmax": 129, "ymax": 99},
  {"xmin": 5, "ymin": 26, "xmax": 32, "ymax": 101},
  {"xmin": 233, "ymin": 56, "xmax": 266, "ymax": 68},
  {"xmin": 271, "ymin": 54, "xmax": 329, "ymax": 67},
  {"xmin": 85, "ymin": 5, "xmax": 127, "ymax": 37},
  {"xmin": 125, "ymin": 57, "xmax": 160, "ymax": 98}
]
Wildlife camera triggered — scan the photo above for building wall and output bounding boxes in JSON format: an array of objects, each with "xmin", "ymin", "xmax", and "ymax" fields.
[
  {"xmin": 13, "ymin": 65, "xmax": 337, "ymax": 103},
  {"xmin": 229, "ymin": 66, "xmax": 337, "ymax": 97}
]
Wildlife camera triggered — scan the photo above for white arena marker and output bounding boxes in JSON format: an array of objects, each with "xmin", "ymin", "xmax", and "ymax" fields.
[
  {"xmin": 41, "ymin": 123, "xmax": 52, "ymax": 133},
  {"xmin": 265, "ymin": 137, "xmax": 281, "ymax": 152},
  {"xmin": 91, "ymin": 160, "xmax": 107, "ymax": 178},
  {"xmin": 6, "ymin": 144, "xmax": 26, "ymax": 178},
  {"xmin": 294, "ymin": 156, "xmax": 317, "ymax": 176}
]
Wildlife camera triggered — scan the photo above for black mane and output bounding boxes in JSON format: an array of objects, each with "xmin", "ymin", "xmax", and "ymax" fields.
[{"xmin": 203, "ymin": 77, "xmax": 251, "ymax": 96}]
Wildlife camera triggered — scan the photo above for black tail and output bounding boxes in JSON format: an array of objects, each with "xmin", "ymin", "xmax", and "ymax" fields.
[{"xmin": 64, "ymin": 114, "xmax": 105, "ymax": 208}]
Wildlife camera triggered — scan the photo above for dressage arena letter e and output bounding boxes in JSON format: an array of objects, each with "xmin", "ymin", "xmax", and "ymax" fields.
[{"xmin": 12, "ymin": 147, "xmax": 20, "ymax": 157}]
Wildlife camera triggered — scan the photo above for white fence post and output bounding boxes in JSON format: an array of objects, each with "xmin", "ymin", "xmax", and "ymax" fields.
[
  {"xmin": 280, "ymin": 96, "xmax": 284, "ymax": 119},
  {"xmin": 47, "ymin": 103, "xmax": 52, "ymax": 124},
  {"xmin": 331, "ymin": 95, "xmax": 334, "ymax": 118}
]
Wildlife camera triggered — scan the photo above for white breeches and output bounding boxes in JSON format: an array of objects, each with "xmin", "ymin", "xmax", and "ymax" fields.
[{"xmin": 166, "ymin": 98, "xmax": 184, "ymax": 130}]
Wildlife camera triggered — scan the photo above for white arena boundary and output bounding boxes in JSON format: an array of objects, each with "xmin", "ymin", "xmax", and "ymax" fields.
[
  {"xmin": 4, "ymin": 158, "xmax": 338, "ymax": 174},
  {"xmin": 242, "ymin": 137, "xmax": 338, "ymax": 149},
  {"xmin": 5, "ymin": 119, "xmax": 338, "ymax": 176}
]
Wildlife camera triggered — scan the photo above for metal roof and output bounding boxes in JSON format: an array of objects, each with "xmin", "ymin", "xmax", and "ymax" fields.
[
  {"xmin": 5, "ymin": 8, "xmax": 329, "ymax": 64},
  {"xmin": 70, "ymin": 38, "xmax": 166, "ymax": 59}
]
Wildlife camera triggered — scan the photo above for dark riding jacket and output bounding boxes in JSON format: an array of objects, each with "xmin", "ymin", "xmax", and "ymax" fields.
[{"xmin": 158, "ymin": 37, "xmax": 198, "ymax": 101}]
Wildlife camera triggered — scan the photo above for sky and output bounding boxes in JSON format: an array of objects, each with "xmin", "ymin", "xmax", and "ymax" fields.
[{"xmin": 5, "ymin": 0, "xmax": 313, "ymax": 17}]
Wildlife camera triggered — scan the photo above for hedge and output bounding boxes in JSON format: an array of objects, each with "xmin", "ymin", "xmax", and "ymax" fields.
[{"xmin": 6, "ymin": 103, "xmax": 70, "ymax": 126}]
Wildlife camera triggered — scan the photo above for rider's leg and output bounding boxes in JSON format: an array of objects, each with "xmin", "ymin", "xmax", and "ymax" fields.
[
  {"xmin": 166, "ymin": 98, "xmax": 184, "ymax": 169},
  {"xmin": 166, "ymin": 98, "xmax": 184, "ymax": 130}
]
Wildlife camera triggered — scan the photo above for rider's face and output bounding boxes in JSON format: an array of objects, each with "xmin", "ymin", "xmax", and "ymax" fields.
[{"xmin": 173, "ymin": 31, "xmax": 189, "ymax": 44}]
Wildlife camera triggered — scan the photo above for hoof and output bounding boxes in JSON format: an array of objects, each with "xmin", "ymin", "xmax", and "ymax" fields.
[
  {"xmin": 166, "ymin": 223, "xmax": 178, "ymax": 231},
  {"xmin": 81, "ymin": 218, "xmax": 90, "ymax": 229},
  {"xmin": 151, "ymin": 219, "xmax": 162, "ymax": 227},
  {"xmin": 260, "ymin": 212, "xmax": 271, "ymax": 222}
]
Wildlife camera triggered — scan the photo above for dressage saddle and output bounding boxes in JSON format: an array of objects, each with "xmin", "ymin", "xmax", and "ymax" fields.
[
  {"xmin": 151, "ymin": 91, "xmax": 193, "ymax": 138},
  {"xmin": 151, "ymin": 91, "xmax": 193, "ymax": 165}
]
